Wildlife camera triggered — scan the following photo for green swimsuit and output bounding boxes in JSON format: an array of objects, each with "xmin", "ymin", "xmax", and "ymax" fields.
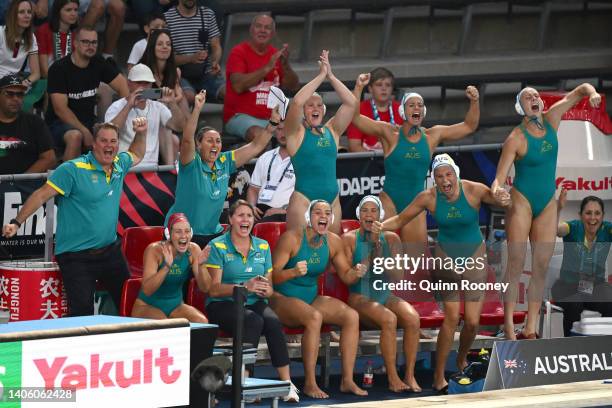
[
  {"xmin": 513, "ymin": 120, "xmax": 558, "ymax": 218},
  {"xmin": 383, "ymin": 128, "xmax": 431, "ymax": 211},
  {"xmin": 349, "ymin": 230, "xmax": 391, "ymax": 304},
  {"xmin": 138, "ymin": 250, "xmax": 192, "ymax": 316},
  {"xmin": 433, "ymin": 182, "xmax": 483, "ymax": 259},
  {"xmin": 274, "ymin": 229, "xmax": 329, "ymax": 304},
  {"xmin": 291, "ymin": 127, "xmax": 339, "ymax": 203}
]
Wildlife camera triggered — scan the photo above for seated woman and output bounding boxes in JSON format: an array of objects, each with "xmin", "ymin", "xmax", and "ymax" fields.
[
  {"xmin": 373, "ymin": 154, "xmax": 510, "ymax": 393},
  {"xmin": 132, "ymin": 213, "xmax": 210, "ymax": 322},
  {"xmin": 204, "ymin": 200, "xmax": 299, "ymax": 403},
  {"xmin": 271, "ymin": 199, "xmax": 368, "ymax": 399},
  {"xmin": 342, "ymin": 195, "xmax": 421, "ymax": 392},
  {"xmin": 553, "ymin": 190, "xmax": 612, "ymax": 336}
]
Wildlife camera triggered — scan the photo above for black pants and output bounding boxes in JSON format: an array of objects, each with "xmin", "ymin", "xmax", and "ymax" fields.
[
  {"xmin": 551, "ymin": 279, "xmax": 612, "ymax": 336},
  {"xmin": 192, "ymin": 232, "xmax": 224, "ymax": 249},
  {"xmin": 55, "ymin": 240, "xmax": 129, "ymax": 317},
  {"xmin": 206, "ymin": 300, "xmax": 290, "ymax": 368}
]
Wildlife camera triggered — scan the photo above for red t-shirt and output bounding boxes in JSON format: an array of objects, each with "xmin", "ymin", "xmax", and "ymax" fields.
[
  {"xmin": 347, "ymin": 99, "xmax": 404, "ymax": 150},
  {"xmin": 35, "ymin": 23, "xmax": 73, "ymax": 65},
  {"xmin": 223, "ymin": 42, "xmax": 284, "ymax": 123}
]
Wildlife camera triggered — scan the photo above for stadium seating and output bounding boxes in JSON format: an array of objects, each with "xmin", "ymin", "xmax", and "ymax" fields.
[
  {"xmin": 121, "ymin": 226, "xmax": 164, "ymax": 278},
  {"xmin": 119, "ymin": 277, "xmax": 142, "ymax": 317},
  {"xmin": 340, "ymin": 219, "xmax": 360, "ymax": 235},
  {"xmin": 252, "ymin": 222, "xmax": 287, "ymax": 252}
]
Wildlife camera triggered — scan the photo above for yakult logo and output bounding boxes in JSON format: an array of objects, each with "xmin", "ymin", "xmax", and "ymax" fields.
[
  {"xmin": 33, "ymin": 348, "xmax": 181, "ymax": 389},
  {"xmin": 506, "ymin": 176, "xmax": 612, "ymax": 191}
]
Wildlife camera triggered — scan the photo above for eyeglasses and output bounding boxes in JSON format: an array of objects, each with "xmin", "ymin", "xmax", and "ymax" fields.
[
  {"xmin": 2, "ymin": 90, "xmax": 26, "ymax": 98},
  {"xmin": 78, "ymin": 39, "xmax": 98, "ymax": 47}
]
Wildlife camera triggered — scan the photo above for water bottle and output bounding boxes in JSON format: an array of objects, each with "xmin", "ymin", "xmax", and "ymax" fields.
[{"xmin": 362, "ymin": 360, "xmax": 374, "ymax": 388}]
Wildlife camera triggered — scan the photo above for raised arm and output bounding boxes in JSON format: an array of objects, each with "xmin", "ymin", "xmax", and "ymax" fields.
[
  {"xmin": 329, "ymin": 233, "xmax": 364, "ymax": 286},
  {"xmin": 179, "ymin": 90, "xmax": 206, "ymax": 166},
  {"xmin": 127, "ymin": 117, "xmax": 148, "ymax": 167},
  {"xmin": 141, "ymin": 243, "xmax": 172, "ymax": 296},
  {"xmin": 233, "ymin": 107, "xmax": 280, "ymax": 168},
  {"xmin": 271, "ymin": 231, "xmax": 304, "ymax": 285},
  {"xmin": 545, "ymin": 83, "xmax": 600, "ymax": 129},
  {"xmin": 556, "ymin": 188, "xmax": 570, "ymax": 237},
  {"xmin": 323, "ymin": 52, "xmax": 357, "ymax": 137},
  {"xmin": 192, "ymin": 244, "xmax": 212, "ymax": 292},
  {"xmin": 428, "ymin": 85, "xmax": 479, "ymax": 147},
  {"xmin": 283, "ymin": 51, "xmax": 328, "ymax": 139}
]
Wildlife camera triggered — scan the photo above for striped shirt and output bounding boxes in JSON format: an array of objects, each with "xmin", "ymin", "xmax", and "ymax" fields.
[{"xmin": 164, "ymin": 6, "xmax": 220, "ymax": 71}]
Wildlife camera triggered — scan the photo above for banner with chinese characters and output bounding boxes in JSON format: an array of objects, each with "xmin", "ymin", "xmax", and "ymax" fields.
[{"xmin": 0, "ymin": 261, "xmax": 67, "ymax": 322}]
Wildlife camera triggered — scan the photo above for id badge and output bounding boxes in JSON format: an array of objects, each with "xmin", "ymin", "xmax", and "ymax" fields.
[
  {"xmin": 577, "ymin": 276, "xmax": 594, "ymax": 295},
  {"xmin": 259, "ymin": 184, "xmax": 277, "ymax": 203}
]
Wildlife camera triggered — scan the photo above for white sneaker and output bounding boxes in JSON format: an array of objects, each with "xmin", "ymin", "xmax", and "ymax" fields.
[{"xmin": 283, "ymin": 382, "xmax": 300, "ymax": 403}]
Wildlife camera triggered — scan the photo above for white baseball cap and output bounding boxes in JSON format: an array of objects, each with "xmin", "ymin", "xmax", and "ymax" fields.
[{"xmin": 128, "ymin": 64, "xmax": 156, "ymax": 83}]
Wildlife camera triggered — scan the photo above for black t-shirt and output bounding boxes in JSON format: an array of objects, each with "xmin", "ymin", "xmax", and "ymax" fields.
[
  {"xmin": 0, "ymin": 113, "xmax": 54, "ymax": 175},
  {"xmin": 46, "ymin": 55, "xmax": 120, "ymax": 129}
]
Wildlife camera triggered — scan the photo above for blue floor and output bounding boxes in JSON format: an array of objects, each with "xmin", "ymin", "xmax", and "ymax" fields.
[{"xmin": 216, "ymin": 355, "xmax": 453, "ymax": 407}]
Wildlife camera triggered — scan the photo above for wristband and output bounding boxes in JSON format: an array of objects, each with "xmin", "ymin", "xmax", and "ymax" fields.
[
  {"xmin": 269, "ymin": 120, "xmax": 280, "ymax": 127},
  {"xmin": 9, "ymin": 218, "xmax": 21, "ymax": 228}
]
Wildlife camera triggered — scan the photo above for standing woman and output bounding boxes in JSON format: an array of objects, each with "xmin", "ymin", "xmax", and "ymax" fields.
[
  {"xmin": 1, "ymin": 0, "xmax": 41, "ymax": 111},
  {"xmin": 284, "ymin": 50, "xmax": 357, "ymax": 234},
  {"xmin": 132, "ymin": 213, "xmax": 211, "ymax": 322},
  {"xmin": 553, "ymin": 190, "xmax": 612, "ymax": 337},
  {"xmin": 342, "ymin": 195, "xmax": 422, "ymax": 392},
  {"xmin": 165, "ymin": 90, "xmax": 279, "ymax": 248},
  {"xmin": 139, "ymin": 28, "xmax": 188, "ymax": 164},
  {"xmin": 204, "ymin": 200, "xmax": 299, "ymax": 403},
  {"xmin": 272, "ymin": 199, "xmax": 368, "ymax": 399},
  {"xmin": 373, "ymin": 154, "xmax": 510, "ymax": 393},
  {"xmin": 351, "ymin": 73, "xmax": 479, "ymax": 250},
  {"xmin": 491, "ymin": 83, "xmax": 601, "ymax": 339}
]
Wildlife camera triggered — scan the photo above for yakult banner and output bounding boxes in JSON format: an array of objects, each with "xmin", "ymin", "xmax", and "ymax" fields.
[
  {"xmin": 483, "ymin": 336, "xmax": 612, "ymax": 391},
  {"xmin": 0, "ymin": 327, "xmax": 190, "ymax": 407}
]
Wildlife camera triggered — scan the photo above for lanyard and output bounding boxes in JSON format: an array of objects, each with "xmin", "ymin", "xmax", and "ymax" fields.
[
  {"xmin": 266, "ymin": 150, "xmax": 292, "ymax": 185},
  {"xmin": 370, "ymin": 99, "xmax": 395, "ymax": 125}
]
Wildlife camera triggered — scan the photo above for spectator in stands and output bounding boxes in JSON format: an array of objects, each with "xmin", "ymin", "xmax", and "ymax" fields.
[
  {"xmin": 284, "ymin": 50, "xmax": 355, "ymax": 234},
  {"xmin": 373, "ymin": 154, "xmax": 510, "ymax": 394},
  {"xmin": 164, "ymin": 0, "xmax": 224, "ymax": 103},
  {"xmin": 132, "ymin": 213, "xmax": 211, "ymax": 322},
  {"xmin": 223, "ymin": 14, "xmax": 299, "ymax": 142},
  {"xmin": 0, "ymin": 73, "xmax": 55, "ymax": 174},
  {"xmin": 272, "ymin": 199, "xmax": 367, "ymax": 398},
  {"xmin": 139, "ymin": 28, "xmax": 189, "ymax": 162},
  {"xmin": 127, "ymin": 12, "xmax": 166, "ymax": 72},
  {"xmin": 46, "ymin": 25, "xmax": 128, "ymax": 162},
  {"xmin": 1, "ymin": 0, "xmax": 42, "ymax": 112},
  {"xmin": 105, "ymin": 64, "xmax": 186, "ymax": 168},
  {"xmin": 165, "ymin": 91, "xmax": 279, "ymax": 248},
  {"xmin": 2, "ymin": 118, "xmax": 147, "ymax": 316},
  {"xmin": 35, "ymin": 0, "xmax": 78, "ymax": 79},
  {"xmin": 342, "ymin": 195, "xmax": 421, "ymax": 392},
  {"xmin": 351, "ymin": 73, "xmax": 479, "ymax": 250},
  {"xmin": 347, "ymin": 68, "xmax": 403, "ymax": 152},
  {"xmin": 553, "ymin": 190, "xmax": 612, "ymax": 337},
  {"xmin": 247, "ymin": 121, "xmax": 294, "ymax": 223},
  {"xmin": 72, "ymin": 0, "xmax": 125, "ymax": 63},
  {"xmin": 491, "ymin": 83, "xmax": 601, "ymax": 340},
  {"xmin": 204, "ymin": 199, "xmax": 299, "ymax": 403}
]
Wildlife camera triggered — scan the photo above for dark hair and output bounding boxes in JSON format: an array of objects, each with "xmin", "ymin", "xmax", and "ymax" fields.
[
  {"xmin": 580, "ymin": 196, "xmax": 604, "ymax": 214},
  {"xmin": 229, "ymin": 199, "xmax": 255, "ymax": 218},
  {"xmin": 50, "ymin": 0, "xmax": 79, "ymax": 32},
  {"xmin": 73, "ymin": 24, "xmax": 96, "ymax": 39},
  {"xmin": 195, "ymin": 126, "xmax": 219, "ymax": 144},
  {"xmin": 5, "ymin": 0, "xmax": 35, "ymax": 51},
  {"xmin": 369, "ymin": 67, "xmax": 395, "ymax": 86},
  {"xmin": 145, "ymin": 11, "xmax": 166, "ymax": 26},
  {"xmin": 139, "ymin": 28, "xmax": 177, "ymax": 88}
]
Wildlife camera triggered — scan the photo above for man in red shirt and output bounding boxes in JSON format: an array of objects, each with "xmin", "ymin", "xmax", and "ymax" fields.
[
  {"xmin": 223, "ymin": 14, "xmax": 299, "ymax": 142},
  {"xmin": 347, "ymin": 67, "xmax": 403, "ymax": 152}
]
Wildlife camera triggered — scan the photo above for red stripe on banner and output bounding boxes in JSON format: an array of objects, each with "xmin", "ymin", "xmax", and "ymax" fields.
[
  {"xmin": 124, "ymin": 174, "xmax": 163, "ymax": 215},
  {"xmin": 120, "ymin": 191, "xmax": 148, "ymax": 226},
  {"xmin": 117, "ymin": 222, "xmax": 125, "ymax": 236},
  {"xmin": 142, "ymin": 171, "xmax": 175, "ymax": 197}
]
